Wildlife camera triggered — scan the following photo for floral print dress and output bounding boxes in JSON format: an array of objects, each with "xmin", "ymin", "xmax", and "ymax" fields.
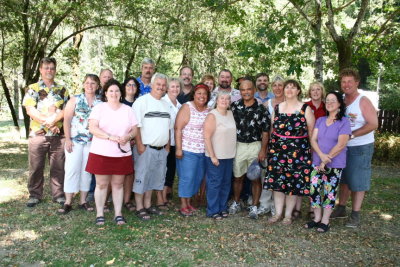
[{"xmin": 263, "ymin": 103, "xmax": 312, "ymax": 196}]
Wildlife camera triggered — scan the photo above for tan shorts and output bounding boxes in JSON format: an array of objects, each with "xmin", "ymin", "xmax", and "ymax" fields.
[{"xmin": 233, "ymin": 141, "xmax": 261, "ymax": 177}]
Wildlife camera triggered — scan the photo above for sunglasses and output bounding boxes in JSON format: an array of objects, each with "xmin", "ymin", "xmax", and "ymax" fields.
[{"xmin": 118, "ymin": 143, "xmax": 129, "ymax": 153}]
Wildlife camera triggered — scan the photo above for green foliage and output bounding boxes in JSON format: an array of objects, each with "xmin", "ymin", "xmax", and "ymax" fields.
[{"xmin": 373, "ymin": 132, "xmax": 400, "ymax": 165}]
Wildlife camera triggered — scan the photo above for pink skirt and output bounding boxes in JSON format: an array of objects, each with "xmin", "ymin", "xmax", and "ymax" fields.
[{"xmin": 86, "ymin": 153, "xmax": 133, "ymax": 175}]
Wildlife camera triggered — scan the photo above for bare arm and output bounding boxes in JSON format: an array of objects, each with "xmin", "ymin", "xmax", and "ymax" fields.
[
  {"xmin": 174, "ymin": 104, "xmax": 190, "ymax": 159},
  {"xmin": 305, "ymin": 106, "xmax": 315, "ymax": 140},
  {"xmin": 204, "ymin": 113, "xmax": 218, "ymax": 166},
  {"xmin": 310, "ymin": 128, "xmax": 331, "ymax": 165},
  {"xmin": 63, "ymin": 97, "xmax": 76, "ymax": 153},
  {"xmin": 119, "ymin": 125, "xmax": 137, "ymax": 146},
  {"xmin": 134, "ymin": 127, "xmax": 145, "ymax": 155},
  {"xmin": 328, "ymin": 134, "xmax": 350, "ymax": 159},
  {"xmin": 352, "ymin": 97, "xmax": 378, "ymax": 137},
  {"xmin": 89, "ymin": 119, "xmax": 118, "ymax": 142},
  {"xmin": 25, "ymin": 106, "xmax": 46, "ymax": 125},
  {"xmin": 258, "ymin": 131, "xmax": 269, "ymax": 162}
]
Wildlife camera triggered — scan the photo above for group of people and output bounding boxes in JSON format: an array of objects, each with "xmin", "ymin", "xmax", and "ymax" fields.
[{"xmin": 22, "ymin": 57, "xmax": 378, "ymax": 231}]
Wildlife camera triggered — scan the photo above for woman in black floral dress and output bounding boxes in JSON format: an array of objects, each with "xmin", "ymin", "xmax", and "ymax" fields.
[{"xmin": 263, "ymin": 80, "xmax": 315, "ymax": 225}]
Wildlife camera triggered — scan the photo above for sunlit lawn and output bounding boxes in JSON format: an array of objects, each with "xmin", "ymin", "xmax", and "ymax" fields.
[{"xmin": 0, "ymin": 120, "xmax": 399, "ymax": 266}]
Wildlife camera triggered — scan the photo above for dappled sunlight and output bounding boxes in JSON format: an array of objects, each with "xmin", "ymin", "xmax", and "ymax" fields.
[
  {"xmin": 1, "ymin": 230, "xmax": 39, "ymax": 246},
  {"xmin": 380, "ymin": 213, "xmax": 393, "ymax": 221},
  {"xmin": 0, "ymin": 180, "xmax": 26, "ymax": 203}
]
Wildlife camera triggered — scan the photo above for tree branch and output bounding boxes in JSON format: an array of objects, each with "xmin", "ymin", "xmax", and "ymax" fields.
[
  {"xmin": 333, "ymin": 0, "xmax": 357, "ymax": 12},
  {"xmin": 348, "ymin": 0, "xmax": 369, "ymax": 41},
  {"xmin": 367, "ymin": 7, "xmax": 400, "ymax": 47},
  {"xmin": 325, "ymin": 0, "xmax": 340, "ymax": 42},
  {"xmin": 48, "ymin": 24, "xmax": 144, "ymax": 58},
  {"xmin": 288, "ymin": 0, "xmax": 314, "ymax": 26}
]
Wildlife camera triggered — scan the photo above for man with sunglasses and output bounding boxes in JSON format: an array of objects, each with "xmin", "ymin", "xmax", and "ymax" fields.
[{"xmin": 132, "ymin": 73, "xmax": 172, "ymax": 220}]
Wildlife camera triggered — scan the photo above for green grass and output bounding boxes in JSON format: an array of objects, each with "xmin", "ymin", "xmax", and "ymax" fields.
[{"xmin": 0, "ymin": 120, "xmax": 399, "ymax": 266}]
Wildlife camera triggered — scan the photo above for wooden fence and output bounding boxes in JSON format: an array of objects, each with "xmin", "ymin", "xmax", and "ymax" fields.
[{"xmin": 378, "ymin": 110, "xmax": 400, "ymax": 133}]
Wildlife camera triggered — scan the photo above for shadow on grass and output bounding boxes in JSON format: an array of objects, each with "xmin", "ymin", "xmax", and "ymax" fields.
[{"xmin": 0, "ymin": 140, "xmax": 399, "ymax": 266}]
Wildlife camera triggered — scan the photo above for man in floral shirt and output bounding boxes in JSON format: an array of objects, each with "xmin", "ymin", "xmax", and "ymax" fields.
[
  {"xmin": 22, "ymin": 57, "xmax": 69, "ymax": 207},
  {"xmin": 229, "ymin": 78, "xmax": 270, "ymax": 219}
]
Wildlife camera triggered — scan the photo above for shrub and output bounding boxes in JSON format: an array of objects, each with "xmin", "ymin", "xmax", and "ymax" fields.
[{"xmin": 373, "ymin": 132, "xmax": 400, "ymax": 166}]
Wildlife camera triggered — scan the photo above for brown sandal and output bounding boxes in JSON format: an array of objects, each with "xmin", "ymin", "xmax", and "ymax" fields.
[
  {"xmin": 124, "ymin": 202, "xmax": 136, "ymax": 212},
  {"xmin": 58, "ymin": 204, "xmax": 72, "ymax": 214},
  {"xmin": 267, "ymin": 215, "xmax": 282, "ymax": 224},
  {"xmin": 79, "ymin": 203, "xmax": 94, "ymax": 211},
  {"xmin": 281, "ymin": 217, "xmax": 293, "ymax": 225}
]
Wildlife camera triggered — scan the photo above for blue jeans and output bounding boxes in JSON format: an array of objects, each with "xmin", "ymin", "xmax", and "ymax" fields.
[
  {"xmin": 177, "ymin": 151, "xmax": 205, "ymax": 198},
  {"xmin": 206, "ymin": 157, "xmax": 233, "ymax": 217}
]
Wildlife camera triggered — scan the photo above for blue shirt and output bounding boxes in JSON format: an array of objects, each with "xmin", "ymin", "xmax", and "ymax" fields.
[
  {"xmin": 254, "ymin": 91, "xmax": 274, "ymax": 103},
  {"xmin": 137, "ymin": 76, "xmax": 152, "ymax": 96}
]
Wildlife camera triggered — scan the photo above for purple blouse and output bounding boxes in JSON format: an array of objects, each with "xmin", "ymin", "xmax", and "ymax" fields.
[{"xmin": 313, "ymin": 116, "xmax": 352, "ymax": 168}]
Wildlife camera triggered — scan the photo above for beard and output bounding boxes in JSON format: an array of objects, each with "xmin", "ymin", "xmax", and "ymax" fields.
[
  {"xmin": 219, "ymin": 81, "xmax": 230, "ymax": 89},
  {"xmin": 257, "ymin": 84, "xmax": 267, "ymax": 91}
]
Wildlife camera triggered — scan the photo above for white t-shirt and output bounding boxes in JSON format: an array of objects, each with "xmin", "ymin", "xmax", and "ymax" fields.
[
  {"xmin": 162, "ymin": 94, "xmax": 181, "ymax": 146},
  {"xmin": 133, "ymin": 94, "xmax": 172, "ymax": 147}
]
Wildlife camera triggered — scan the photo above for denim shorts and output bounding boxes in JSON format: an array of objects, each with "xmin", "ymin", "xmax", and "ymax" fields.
[{"xmin": 341, "ymin": 143, "xmax": 374, "ymax": 191}]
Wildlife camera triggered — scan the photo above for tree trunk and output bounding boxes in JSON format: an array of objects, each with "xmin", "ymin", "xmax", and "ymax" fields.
[
  {"xmin": 72, "ymin": 28, "xmax": 84, "ymax": 95},
  {"xmin": 313, "ymin": 0, "xmax": 323, "ymax": 82},
  {"xmin": 0, "ymin": 72, "xmax": 19, "ymax": 129},
  {"xmin": 337, "ymin": 39, "xmax": 353, "ymax": 71}
]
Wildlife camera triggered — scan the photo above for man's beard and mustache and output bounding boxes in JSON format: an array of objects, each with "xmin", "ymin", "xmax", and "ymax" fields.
[
  {"xmin": 257, "ymin": 84, "xmax": 267, "ymax": 91},
  {"xmin": 219, "ymin": 81, "xmax": 231, "ymax": 89}
]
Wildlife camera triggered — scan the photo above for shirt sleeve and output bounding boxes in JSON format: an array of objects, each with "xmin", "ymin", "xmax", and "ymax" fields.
[
  {"xmin": 315, "ymin": 117, "xmax": 323, "ymax": 130},
  {"xmin": 132, "ymin": 99, "xmax": 143, "ymax": 127},
  {"xmin": 339, "ymin": 117, "xmax": 352, "ymax": 136},
  {"xmin": 89, "ymin": 103, "xmax": 101, "ymax": 121},
  {"xmin": 260, "ymin": 105, "xmax": 270, "ymax": 132},
  {"xmin": 22, "ymin": 85, "xmax": 38, "ymax": 107}
]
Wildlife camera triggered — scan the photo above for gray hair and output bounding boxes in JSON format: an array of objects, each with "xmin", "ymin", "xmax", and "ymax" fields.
[
  {"xmin": 168, "ymin": 77, "xmax": 183, "ymax": 94},
  {"xmin": 271, "ymin": 75, "xmax": 285, "ymax": 85},
  {"xmin": 141, "ymin": 57, "xmax": 155, "ymax": 67},
  {"xmin": 151, "ymin": 73, "xmax": 168, "ymax": 85},
  {"xmin": 213, "ymin": 90, "xmax": 231, "ymax": 109}
]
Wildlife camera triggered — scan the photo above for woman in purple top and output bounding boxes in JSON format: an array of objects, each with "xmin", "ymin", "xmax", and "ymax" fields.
[{"xmin": 305, "ymin": 91, "xmax": 351, "ymax": 232}]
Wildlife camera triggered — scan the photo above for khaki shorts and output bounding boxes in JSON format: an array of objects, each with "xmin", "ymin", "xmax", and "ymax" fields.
[{"xmin": 233, "ymin": 141, "xmax": 261, "ymax": 177}]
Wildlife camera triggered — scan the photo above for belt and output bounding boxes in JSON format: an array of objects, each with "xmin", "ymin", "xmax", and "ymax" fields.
[
  {"xmin": 272, "ymin": 131, "xmax": 308, "ymax": 139},
  {"xmin": 146, "ymin": 145, "xmax": 166, "ymax": 150}
]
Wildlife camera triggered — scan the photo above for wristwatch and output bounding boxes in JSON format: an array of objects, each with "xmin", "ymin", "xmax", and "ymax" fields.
[{"xmin": 350, "ymin": 134, "xmax": 355, "ymax": 139}]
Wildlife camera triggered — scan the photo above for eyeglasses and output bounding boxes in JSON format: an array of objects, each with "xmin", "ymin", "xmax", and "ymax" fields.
[
  {"xmin": 325, "ymin": 100, "xmax": 338, "ymax": 104},
  {"xmin": 118, "ymin": 143, "xmax": 129, "ymax": 153},
  {"xmin": 126, "ymin": 84, "xmax": 137, "ymax": 88}
]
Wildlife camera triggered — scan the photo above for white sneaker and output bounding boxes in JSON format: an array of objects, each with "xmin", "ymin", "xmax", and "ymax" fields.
[
  {"xmin": 228, "ymin": 201, "xmax": 241, "ymax": 214},
  {"xmin": 257, "ymin": 205, "xmax": 270, "ymax": 215},
  {"xmin": 248, "ymin": 205, "xmax": 258, "ymax": 219}
]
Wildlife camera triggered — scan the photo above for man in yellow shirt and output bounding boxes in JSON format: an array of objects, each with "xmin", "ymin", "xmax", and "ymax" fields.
[{"xmin": 22, "ymin": 57, "xmax": 69, "ymax": 207}]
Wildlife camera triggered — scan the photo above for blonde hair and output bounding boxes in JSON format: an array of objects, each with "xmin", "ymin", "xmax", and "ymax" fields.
[{"xmin": 308, "ymin": 81, "xmax": 325, "ymax": 100}]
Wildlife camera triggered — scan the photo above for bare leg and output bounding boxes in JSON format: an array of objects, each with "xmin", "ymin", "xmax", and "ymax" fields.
[
  {"xmin": 251, "ymin": 179, "xmax": 261, "ymax": 206},
  {"xmin": 64, "ymin": 192, "xmax": 74, "ymax": 205},
  {"xmin": 313, "ymin": 207, "xmax": 322, "ymax": 222},
  {"xmin": 321, "ymin": 208, "xmax": 333, "ymax": 225},
  {"xmin": 284, "ymin": 195, "xmax": 297, "ymax": 219},
  {"xmin": 110, "ymin": 174, "xmax": 125, "ymax": 218},
  {"xmin": 94, "ymin": 175, "xmax": 111, "ymax": 218},
  {"xmin": 80, "ymin": 191, "xmax": 88, "ymax": 205},
  {"xmin": 295, "ymin": 196, "xmax": 302, "ymax": 212},
  {"xmin": 123, "ymin": 174, "xmax": 134, "ymax": 204},
  {"xmin": 135, "ymin": 193, "xmax": 144, "ymax": 211},
  {"xmin": 273, "ymin": 191, "xmax": 285, "ymax": 217},
  {"xmin": 233, "ymin": 176, "xmax": 244, "ymax": 202},
  {"xmin": 338, "ymin": 183, "xmax": 351, "ymax": 206},
  {"xmin": 351, "ymin": 191, "xmax": 365, "ymax": 211},
  {"xmin": 143, "ymin": 190, "xmax": 153, "ymax": 209}
]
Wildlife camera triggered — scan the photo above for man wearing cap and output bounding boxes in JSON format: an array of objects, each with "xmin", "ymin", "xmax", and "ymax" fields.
[
  {"xmin": 229, "ymin": 78, "xmax": 270, "ymax": 219},
  {"xmin": 132, "ymin": 73, "xmax": 172, "ymax": 220}
]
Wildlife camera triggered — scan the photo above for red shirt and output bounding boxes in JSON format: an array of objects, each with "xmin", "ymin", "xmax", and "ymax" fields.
[{"xmin": 305, "ymin": 100, "xmax": 326, "ymax": 120}]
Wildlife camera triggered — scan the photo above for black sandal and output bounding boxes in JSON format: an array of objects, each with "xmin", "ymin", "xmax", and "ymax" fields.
[
  {"xmin": 114, "ymin": 216, "xmax": 127, "ymax": 225},
  {"xmin": 146, "ymin": 206, "xmax": 163, "ymax": 215},
  {"xmin": 211, "ymin": 213, "xmax": 223, "ymax": 220},
  {"xmin": 79, "ymin": 203, "xmax": 94, "ymax": 211},
  {"xmin": 317, "ymin": 222, "xmax": 330, "ymax": 233},
  {"xmin": 304, "ymin": 220, "xmax": 320, "ymax": 229},
  {"xmin": 124, "ymin": 202, "xmax": 136, "ymax": 212},
  {"xmin": 220, "ymin": 211, "xmax": 228, "ymax": 218},
  {"xmin": 58, "ymin": 204, "xmax": 72, "ymax": 215},
  {"xmin": 136, "ymin": 208, "xmax": 151, "ymax": 221},
  {"xmin": 95, "ymin": 216, "xmax": 105, "ymax": 225}
]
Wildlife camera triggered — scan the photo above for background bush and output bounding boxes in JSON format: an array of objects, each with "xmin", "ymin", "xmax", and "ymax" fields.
[{"xmin": 373, "ymin": 132, "xmax": 400, "ymax": 166}]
